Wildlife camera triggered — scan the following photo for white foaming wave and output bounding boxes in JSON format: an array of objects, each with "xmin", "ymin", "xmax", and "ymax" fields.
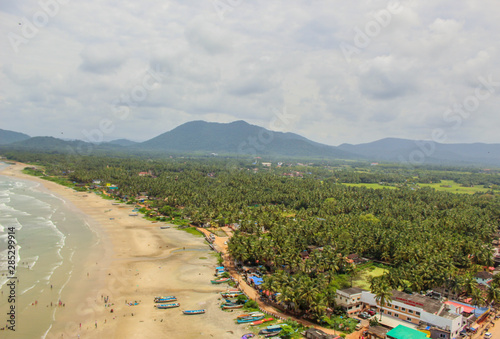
[
  {"xmin": 0, "ymin": 193, "xmax": 10, "ymax": 203},
  {"xmin": 20, "ymin": 280, "xmax": 40, "ymax": 295},
  {"xmin": 0, "ymin": 243, "xmax": 20, "ymax": 287},
  {"xmin": 48, "ymin": 193, "xmax": 66, "ymax": 205},
  {"xmin": 85, "ymin": 220, "xmax": 101, "ymax": 247},
  {"xmin": 0, "ymin": 248, "xmax": 7, "ymax": 261},
  {"xmin": 0, "ymin": 217, "xmax": 23, "ymax": 232},
  {"xmin": 23, "ymin": 255, "xmax": 39, "ymax": 270},
  {"xmin": 34, "ymin": 218, "xmax": 67, "ymax": 262},
  {"xmin": 41, "ymin": 259, "xmax": 64, "ymax": 284},
  {"xmin": 13, "ymin": 193, "xmax": 52, "ymax": 211},
  {"xmin": 28, "ymin": 181, "xmax": 41, "ymax": 191},
  {"xmin": 0, "ymin": 275, "xmax": 8, "ymax": 290},
  {"xmin": 0, "ymin": 202, "xmax": 30, "ymax": 216},
  {"xmin": 42, "ymin": 324, "xmax": 52, "ymax": 339}
]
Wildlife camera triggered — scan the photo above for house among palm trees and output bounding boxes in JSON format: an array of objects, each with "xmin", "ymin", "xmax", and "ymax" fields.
[{"xmin": 475, "ymin": 271, "xmax": 493, "ymax": 285}]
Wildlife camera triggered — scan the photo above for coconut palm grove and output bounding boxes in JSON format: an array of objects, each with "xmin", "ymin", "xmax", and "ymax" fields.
[{"xmin": 5, "ymin": 151, "xmax": 500, "ymax": 336}]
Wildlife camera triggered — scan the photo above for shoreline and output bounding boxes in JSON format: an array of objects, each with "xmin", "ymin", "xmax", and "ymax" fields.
[{"xmin": 0, "ymin": 162, "xmax": 248, "ymax": 338}]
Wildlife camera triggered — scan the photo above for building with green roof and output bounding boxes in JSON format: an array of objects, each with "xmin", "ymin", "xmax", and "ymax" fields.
[{"xmin": 386, "ymin": 325, "xmax": 429, "ymax": 339}]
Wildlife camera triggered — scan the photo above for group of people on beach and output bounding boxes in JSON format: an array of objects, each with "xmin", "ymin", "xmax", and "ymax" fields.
[{"xmin": 31, "ymin": 299, "xmax": 65, "ymax": 307}]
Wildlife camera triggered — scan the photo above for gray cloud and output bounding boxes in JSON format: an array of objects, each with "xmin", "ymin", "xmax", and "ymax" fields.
[{"xmin": 0, "ymin": 0, "xmax": 499, "ymax": 145}]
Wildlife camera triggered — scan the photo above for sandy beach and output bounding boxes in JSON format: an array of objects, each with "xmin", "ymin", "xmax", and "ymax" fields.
[{"xmin": 0, "ymin": 162, "xmax": 248, "ymax": 339}]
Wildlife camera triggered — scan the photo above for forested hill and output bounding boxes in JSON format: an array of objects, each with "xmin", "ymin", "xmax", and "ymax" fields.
[
  {"xmin": 0, "ymin": 128, "xmax": 30, "ymax": 145},
  {"xmin": 2, "ymin": 121, "xmax": 500, "ymax": 165},
  {"xmin": 338, "ymin": 137, "xmax": 500, "ymax": 166},
  {"xmin": 138, "ymin": 120, "xmax": 356, "ymax": 158}
]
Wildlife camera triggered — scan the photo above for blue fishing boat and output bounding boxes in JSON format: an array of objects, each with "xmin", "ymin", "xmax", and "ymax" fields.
[
  {"xmin": 155, "ymin": 302, "xmax": 180, "ymax": 309},
  {"xmin": 154, "ymin": 296, "xmax": 176, "ymax": 303},
  {"xmin": 237, "ymin": 315, "xmax": 264, "ymax": 323},
  {"xmin": 259, "ymin": 324, "xmax": 285, "ymax": 334},
  {"xmin": 183, "ymin": 309, "xmax": 205, "ymax": 315}
]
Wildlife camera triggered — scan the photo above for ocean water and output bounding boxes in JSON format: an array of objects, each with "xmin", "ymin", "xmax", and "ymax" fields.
[{"xmin": 0, "ymin": 164, "xmax": 96, "ymax": 337}]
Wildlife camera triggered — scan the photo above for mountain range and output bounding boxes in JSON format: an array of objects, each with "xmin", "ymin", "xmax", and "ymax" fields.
[{"xmin": 1, "ymin": 120, "xmax": 499, "ymax": 166}]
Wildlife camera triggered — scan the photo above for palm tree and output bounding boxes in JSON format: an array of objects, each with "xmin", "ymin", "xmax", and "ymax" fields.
[
  {"xmin": 486, "ymin": 285, "xmax": 500, "ymax": 306},
  {"xmin": 471, "ymin": 286, "xmax": 485, "ymax": 308},
  {"xmin": 373, "ymin": 283, "xmax": 392, "ymax": 321}
]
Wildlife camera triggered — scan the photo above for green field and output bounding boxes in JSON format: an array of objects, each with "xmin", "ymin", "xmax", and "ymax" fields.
[
  {"xmin": 343, "ymin": 183, "xmax": 397, "ymax": 189},
  {"xmin": 343, "ymin": 180, "xmax": 493, "ymax": 194},
  {"xmin": 417, "ymin": 180, "xmax": 491, "ymax": 194},
  {"xmin": 352, "ymin": 264, "xmax": 388, "ymax": 290}
]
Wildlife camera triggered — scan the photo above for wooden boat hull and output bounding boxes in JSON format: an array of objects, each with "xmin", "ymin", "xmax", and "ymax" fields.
[
  {"xmin": 211, "ymin": 278, "xmax": 231, "ymax": 284},
  {"xmin": 250, "ymin": 318, "xmax": 274, "ymax": 326},
  {"xmin": 154, "ymin": 296, "xmax": 176, "ymax": 303},
  {"xmin": 259, "ymin": 324, "xmax": 285, "ymax": 335},
  {"xmin": 155, "ymin": 303, "xmax": 180, "ymax": 309},
  {"xmin": 183, "ymin": 309, "xmax": 205, "ymax": 315},
  {"xmin": 222, "ymin": 304, "xmax": 244, "ymax": 309},
  {"xmin": 237, "ymin": 312, "xmax": 264, "ymax": 319},
  {"xmin": 237, "ymin": 316, "xmax": 264, "ymax": 323},
  {"xmin": 221, "ymin": 292, "xmax": 243, "ymax": 298}
]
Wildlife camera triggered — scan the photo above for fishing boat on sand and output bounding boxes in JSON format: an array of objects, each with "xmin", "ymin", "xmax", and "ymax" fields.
[
  {"xmin": 237, "ymin": 315, "xmax": 265, "ymax": 324},
  {"xmin": 259, "ymin": 324, "xmax": 285, "ymax": 335},
  {"xmin": 154, "ymin": 296, "xmax": 176, "ymax": 303},
  {"xmin": 237, "ymin": 312, "xmax": 264, "ymax": 319},
  {"xmin": 183, "ymin": 309, "xmax": 205, "ymax": 315},
  {"xmin": 160, "ymin": 226, "xmax": 170, "ymax": 229},
  {"xmin": 225, "ymin": 297, "xmax": 247, "ymax": 304},
  {"xmin": 211, "ymin": 277, "xmax": 231, "ymax": 284},
  {"xmin": 250, "ymin": 317, "xmax": 274, "ymax": 326},
  {"xmin": 155, "ymin": 303, "xmax": 180, "ymax": 309},
  {"xmin": 222, "ymin": 303, "xmax": 244, "ymax": 309},
  {"xmin": 221, "ymin": 292, "xmax": 243, "ymax": 298}
]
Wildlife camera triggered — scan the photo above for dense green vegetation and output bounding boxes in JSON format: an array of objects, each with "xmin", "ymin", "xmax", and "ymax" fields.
[{"xmin": 3, "ymin": 151, "xmax": 500, "ymax": 324}]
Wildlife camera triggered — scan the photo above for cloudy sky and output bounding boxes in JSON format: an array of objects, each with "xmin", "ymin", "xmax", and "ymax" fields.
[{"xmin": 1, "ymin": 0, "xmax": 500, "ymax": 145}]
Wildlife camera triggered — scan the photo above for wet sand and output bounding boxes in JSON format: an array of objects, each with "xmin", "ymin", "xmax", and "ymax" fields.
[{"xmin": 0, "ymin": 163, "xmax": 248, "ymax": 339}]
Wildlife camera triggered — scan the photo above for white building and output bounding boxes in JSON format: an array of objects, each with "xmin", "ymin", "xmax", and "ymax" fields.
[
  {"xmin": 335, "ymin": 287, "xmax": 364, "ymax": 315},
  {"xmin": 360, "ymin": 290, "xmax": 465, "ymax": 339}
]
